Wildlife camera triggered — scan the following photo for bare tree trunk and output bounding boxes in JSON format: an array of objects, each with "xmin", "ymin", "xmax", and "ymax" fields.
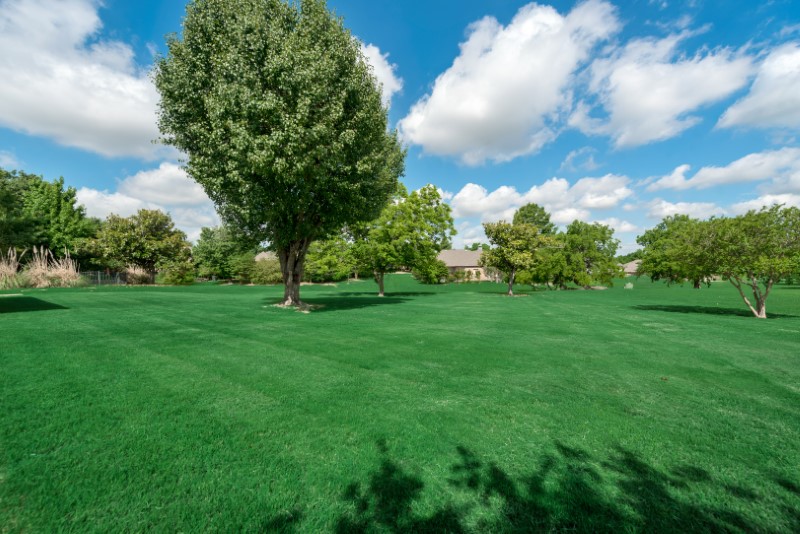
[
  {"xmin": 693, "ymin": 279, "xmax": 701, "ymax": 289},
  {"xmin": 277, "ymin": 239, "xmax": 310, "ymax": 306},
  {"xmin": 375, "ymin": 271, "xmax": 385, "ymax": 297},
  {"xmin": 728, "ymin": 276, "xmax": 770, "ymax": 319},
  {"xmin": 507, "ymin": 269, "xmax": 515, "ymax": 296}
]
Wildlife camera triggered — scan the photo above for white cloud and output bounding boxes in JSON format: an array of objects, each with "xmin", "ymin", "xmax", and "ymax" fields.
[
  {"xmin": 595, "ymin": 217, "xmax": 639, "ymax": 233},
  {"xmin": 575, "ymin": 31, "xmax": 753, "ymax": 147},
  {"xmin": 645, "ymin": 199, "xmax": 725, "ymax": 219},
  {"xmin": 118, "ymin": 162, "xmax": 208, "ymax": 206},
  {"xmin": 360, "ymin": 42, "xmax": 403, "ymax": 108},
  {"xmin": 730, "ymin": 193, "xmax": 800, "ymax": 214},
  {"xmin": 76, "ymin": 162, "xmax": 219, "ymax": 242},
  {"xmin": 398, "ymin": 0, "xmax": 619, "ymax": 165},
  {"xmin": 0, "ymin": 150, "xmax": 20, "ymax": 168},
  {"xmin": 449, "ymin": 174, "xmax": 632, "ymax": 223},
  {"xmin": 452, "ymin": 221, "xmax": 487, "ymax": 249},
  {"xmin": 718, "ymin": 43, "xmax": 800, "ymax": 130},
  {"xmin": 559, "ymin": 146, "xmax": 599, "ymax": 172},
  {"xmin": 0, "ymin": 0, "xmax": 163, "ymax": 159},
  {"xmin": 647, "ymin": 147, "xmax": 800, "ymax": 191}
]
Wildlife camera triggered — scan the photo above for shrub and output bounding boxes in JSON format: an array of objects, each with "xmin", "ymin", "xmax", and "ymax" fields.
[
  {"xmin": 125, "ymin": 265, "xmax": 152, "ymax": 285},
  {"xmin": 412, "ymin": 259, "xmax": 449, "ymax": 285},
  {"xmin": 251, "ymin": 258, "xmax": 282, "ymax": 285},
  {"xmin": 19, "ymin": 247, "xmax": 84, "ymax": 288},
  {"xmin": 157, "ymin": 260, "xmax": 196, "ymax": 285},
  {"xmin": 0, "ymin": 248, "xmax": 24, "ymax": 289}
]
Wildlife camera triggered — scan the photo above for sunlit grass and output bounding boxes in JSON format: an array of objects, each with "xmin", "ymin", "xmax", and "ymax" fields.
[{"xmin": 2, "ymin": 276, "xmax": 799, "ymax": 532}]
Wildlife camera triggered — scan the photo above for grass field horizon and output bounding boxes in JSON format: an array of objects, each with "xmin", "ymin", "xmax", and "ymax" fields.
[{"xmin": 2, "ymin": 276, "xmax": 799, "ymax": 532}]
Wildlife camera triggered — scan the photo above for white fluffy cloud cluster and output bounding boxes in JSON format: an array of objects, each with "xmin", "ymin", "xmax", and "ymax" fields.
[
  {"xmin": 648, "ymin": 147, "xmax": 800, "ymax": 192},
  {"xmin": 360, "ymin": 42, "xmax": 403, "ymax": 107},
  {"xmin": 0, "ymin": 0, "xmax": 163, "ymax": 159},
  {"xmin": 719, "ymin": 43, "xmax": 800, "ymax": 130},
  {"xmin": 77, "ymin": 163, "xmax": 219, "ymax": 242},
  {"xmin": 450, "ymin": 174, "xmax": 634, "ymax": 224},
  {"xmin": 575, "ymin": 31, "xmax": 753, "ymax": 147},
  {"xmin": 398, "ymin": 0, "xmax": 620, "ymax": 164}
]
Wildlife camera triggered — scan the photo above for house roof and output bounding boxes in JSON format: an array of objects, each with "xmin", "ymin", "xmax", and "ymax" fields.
[
  {"xmin": 437, "ymin": 249, "xmax": 483, "ymax": 268},
  {"xmin": 621, "ymin": 260, "xmax": 641, "ymax": 274}
]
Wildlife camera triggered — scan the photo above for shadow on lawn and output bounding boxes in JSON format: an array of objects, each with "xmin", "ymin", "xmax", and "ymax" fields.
[
  {"xmin": 632, "ymin": 304, "xmax": 796, "ymax": 319},
  {"xmin": 0, "ymin": 296, "xmax": 68, "ymax": 314},
  {"xmin": 336, "ymin": 440, "xmax": 795, "ymax": 533}
]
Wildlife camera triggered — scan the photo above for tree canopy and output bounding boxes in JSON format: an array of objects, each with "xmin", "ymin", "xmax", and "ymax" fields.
[
  {"xmin": 93, "ymin": 209, "xmax": 190, "ymax": 278},
  {"xmin": 155, "ymin": 0, "xmax": 404, "ymax": 306},
  {"xmin": 513, "ymin": 203, "xmax": 556, "ymax": 235},
  {"xmin": 359, "ymin": 184, "xmax": 455, "ymax": 296},
  {"xmin": 480, "ymin": 222, "xmax": 552, "ymax": 296},
  {"xmin": 559, "ymin": 220, "xmax": 622, "ymax": 288},
  {"xmin": 637, "ymin": 215, "xmax": 714, "ymax": 289}
]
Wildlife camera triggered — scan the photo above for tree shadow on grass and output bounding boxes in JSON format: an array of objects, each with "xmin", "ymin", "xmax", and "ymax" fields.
[
  {"xmin": 632, "ymin": 304, "xmax": 797, "ymax": 319},
  {"xmin": 259, "ymin": 508, "xmax": 303, "ymax": 533},
  {"xmin": 336, "ymin": 440, "xmax": 793, "ymax": 533},
  {"xmin": 333, "ymin": 291, "xmax": 437, "ymax": 298},
  {"xmin": 263, "ymin": 296, "xmax": 412, "ymax": 313},
  {"xmin": 0, "ymin": 296, "xmax": 68, "ymax": 314}
]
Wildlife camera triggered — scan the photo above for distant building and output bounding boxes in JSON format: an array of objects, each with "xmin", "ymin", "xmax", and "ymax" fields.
[
  {"xmin": 437, "ymin": 249, "xmax": 488, "ymax": 281},
  {"xmin": 621, "ymin": 260, "xmax": 641, "ymax": 276}
]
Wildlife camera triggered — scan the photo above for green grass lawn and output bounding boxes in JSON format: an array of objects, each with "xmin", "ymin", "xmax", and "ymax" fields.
[{"xmin": 2, "ymin": 276, "xmax": 799, "ymax": 532}]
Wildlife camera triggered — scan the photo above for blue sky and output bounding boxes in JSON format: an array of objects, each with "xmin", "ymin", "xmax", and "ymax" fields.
[{"xmin": 1, "ymin": 0, "xmax": 799, "ymax": 250}]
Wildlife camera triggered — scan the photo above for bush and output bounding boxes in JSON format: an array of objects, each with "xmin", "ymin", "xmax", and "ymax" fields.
[
  {"xmin": 125, "ymin": 265, "xmax": 153, "ymax": 285},
  {"xmin": 0, "ymin": 248, "xmax": 23, "ymax": 289},
  {"xmin": 251, "ymin": 258, "xmax": 282, "ymax": 285},
  {"xmin": 412, "ymin": 259, "xmax": 449, "ymax": 284},
  {"xmin": 157, "ymin": 260, "xmax": 196, "ymax": 285},
  {"xmin": 20, "ymin": 247, "xmax": 84, "ymax": 288}
]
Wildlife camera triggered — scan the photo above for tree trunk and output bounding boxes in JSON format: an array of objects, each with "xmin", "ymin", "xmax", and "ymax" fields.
[
  {"xmin": 728, "ymin": 276, "xmax": 770, "ymax": 319},
  {"xmin": 277, "ymin": 240, "xmax": 311, "ymax": 307},
  {"xmin": 507, "ymin": 269, "xmax": 515, "ymax": 296},
  {"xmin": 693, "ymin": 279, "xmax": 701, "ymax": 289},
  {"xmin": 375, "ymin": 271, "xmax": 385, "ymax": 297}
]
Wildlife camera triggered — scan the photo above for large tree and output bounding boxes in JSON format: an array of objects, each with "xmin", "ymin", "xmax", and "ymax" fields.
[
  {"xmin": 637, "ymin": 215, "xmax": 714, "ymax": 289},
  {"xmin": 710, "ymin": 205, "xmax": 800, "ymax": 318},
  {"xmin": 359, "ymin": 184, "xmax": 455, "ymax": 296},
  {"xmin": 480, "ymin": 222, "xmax": 552, "ymax": 296},
  {"xmin": 155, "ymin": 0, "xmax": 404, "ymax": 306},
  {"xmin": 94, "ymin": 209, "xmax": 190, "ymax": 279}
]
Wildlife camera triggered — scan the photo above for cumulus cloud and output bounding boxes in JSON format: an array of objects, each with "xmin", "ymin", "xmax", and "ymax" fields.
[
  {"xmin": 360, "ymin": 42, "xmax": 403, "ymax": 107},
  {"xmin": 0, "ymin": 0, "xmax": 163, "ymax": 159},
  {"xmin": 574, "ymin": 31, "xmax": 753, "ymax": 147},
  {"xmin": 449, "ymin": 174, "xmax": 633, "ymax": 223},
  {"xmin": 719, "ymin": 43, "xmax": 800, "ymax": 130},
  {"xmin": 645, "ymin": 199, "xmax": 725, "ymax": 219},
  {"xmin": 595, "ymin": 217, "xmax": 639, "ymax": 233},
  {"xmin": 118, "ymin": 163, "xmax": 209, "ymax": 206},
  {"xmin": 398, "ymin": 0, "xmax": 619, "ymax": 165},
  {"xmin": 730, "ymin": 193, "xmax": 800, "ymax": 214},
  {"xmin": 76, "ymin": 163, "xmax": 219, "ymax": 242},
  {"xmin": 647, "ymin": 147, "xmax": 800, "ymax": 191}
]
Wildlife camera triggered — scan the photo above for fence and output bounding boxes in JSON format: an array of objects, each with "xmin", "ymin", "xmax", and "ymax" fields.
[{"xmin": 81, "ymin": 271, "xmax": 126, "ymax": 285}]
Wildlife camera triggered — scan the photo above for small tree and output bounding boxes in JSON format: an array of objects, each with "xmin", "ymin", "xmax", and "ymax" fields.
[
  {"xmin": 561, "ymin": 220, "xmax": 622, "ymax": 288},
  {"xmin": 156, "ymin": 0, "xmax": 404, "ymax": 307},
  {"xmin": 480, "ymin": 222, "xmax": 551, "ymax": 296},
  {"xmin": 360, "ymin": 185, "xmax": 455, "ymax": 296},
  {"xmin": 193, "ymin": 226, "xmax": 245, "ymax": 279},
  {"xmin": 513, "ymin": 203, "xmax": 557, "ymax": 235},
  {"xmin": 710, "ymin": 206, "xmax": 800, "ymax": 319},
  {"xmin": 94, "ymin": 209, "xmax": 190, "ymax": 280},
  {"xmin": 304, "ymin": 232, "xmax": 354, "ymax": 282}
]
